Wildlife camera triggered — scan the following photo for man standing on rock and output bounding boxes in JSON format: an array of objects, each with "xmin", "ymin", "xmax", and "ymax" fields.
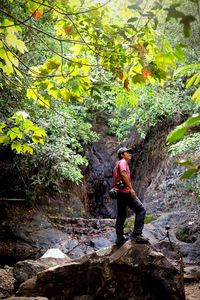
[{"xmin": 113, "ymin": 147, "xmax": 149, "ymax": 246}]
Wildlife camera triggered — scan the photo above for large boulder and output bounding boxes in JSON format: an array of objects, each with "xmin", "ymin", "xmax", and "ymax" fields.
[
  {"xmin": 14, "ymin": 250, "xmax": 71, "ymax": 284},
  {"xmin": 17, "ymin": 242, "xmax": 185, "ymax": 300}
]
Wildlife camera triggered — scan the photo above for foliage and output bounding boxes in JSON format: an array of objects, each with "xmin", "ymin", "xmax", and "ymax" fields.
[
  {"xmin": 0, "ymin": 0, "xmax": 200, "ymax": 194},
  {"xmin": 167, "ymin": 62, "xmax": 200, "ymax": 179},
  {"xmin": 108, "ymin": 82, "xmax": 194, "ymax": 141},
  {"xmin": 23, "ymin": 103, "xmax": 99, "ymax": 187},
  {"xmin": 0, "ymin": 0, "xmax": 194, "ymax": 154},
  {"xmin": 0, "ymin": 111, "xmax": 46, "ymax": 154},
  {"xmin": 169, "ymin": 133, "xmax": 200, "ymax": 157},
  {"xmin": 167, "ymin": 113, "xmax": 200, "ymax": 143}
]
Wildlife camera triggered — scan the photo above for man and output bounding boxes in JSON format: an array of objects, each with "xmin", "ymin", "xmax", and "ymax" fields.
[{"xmin": 113, "ymin": 146, "xmax": 148, "ymax": 246}]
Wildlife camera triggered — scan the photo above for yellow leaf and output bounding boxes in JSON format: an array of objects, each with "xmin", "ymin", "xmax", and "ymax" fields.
[
  {"xmin": 38, "ymin": 96, "xmax": 50, "ymax": 108},
  {"xmin": 56, "ymin": 76, "xmax": 68, "ymax": 84},
  {"xmin": 27, "ymin": 88, "xmax": 38, "ymax": 100},
  {"xmin": 148, "ymin": 76, "xmax": 156, "ymax": 85},
  {"xmin": 47, "ymin": 81, "xmax": 55, "ymax": 91},
  {"xmin": 60, "ymin": 88, "xmax": 71, "ymax": 101},
  {"xmin": 6, "ymin": 51, "xmax": 19, "ymax": 67},
  {"xmin": 0, "ymin": 49, "xmax": 7, "ymax": 61},
  {"xmin": 7, "ymin": 127, "xmax": 23, "ymax": 140},
  {"xmin": 2, "ymin": 64, "xmax": 14, "ymax": 75},
  {"xmin": 72, "ymin": 44, "xmax": 82, "ymax": 56},
  {"xmin": 32, "ymin": 135, "xmax": 44, "ymax": 144},
  {"xmin": 4, "ymin": 20, "xmax": 14, "ymax": 27},
  {"xmin": 48, "ymin": 88, "xmax": 60, "ymax": 99},
  {"xmin": 192, "ymin": 87, "xmax": 200, "ymax": 104},
  {"xmin": 5, "ymin": 32, "xmax": 18, "ymax": 48},
  {"xmin": 159, "ymin": 79, "xmax": 165, "ymax": 87},
  {"xmin": 22, "ymin": 144, "xmax": 33, "ymax": 154},
  {"xmin": 0, "ymin": 122, "xmax": 6, "ymax": 132},
  {"xmin": 16, "ymin": 40, "xmax": 28, "ymax": 53},
  {"xmin": 11, "ymin": 141, "xmax": 22, "ymax": 154},
  {"xmin": 80, "ymin": 64, "xmax": 90, "ymax": 76},
  {"xmin": 15, "ymin": 68, "xmax": 23, "ymax": 77},
  {"xmin": 0, "ymin": 135, "xmax": 9, "ymax": 144}
]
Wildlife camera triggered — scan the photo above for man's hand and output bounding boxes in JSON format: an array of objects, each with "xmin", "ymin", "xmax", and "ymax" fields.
[
  {"xmin": 121, "ymin": 171, "xmax": 137, "ymax": 198},
  {"xmin": 130, "ymin": 188, "xmax": 137, "ymax": 198}
]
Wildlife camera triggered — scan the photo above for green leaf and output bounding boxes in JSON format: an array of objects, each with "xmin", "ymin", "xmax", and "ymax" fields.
[
  {"xmin": 166, "ymin": 126, "xmax": 187, "ymax": 143},
  {"xmin": 22, "ymin": 144, "xmax": 34, "ymax": 154},
  {"xmin": 0, "ymin": 135, "xmax": 9, "ymax": 144},
  {"xmin": 32, "ymin": 135, "xmax": 44, "ymax": 144},
  {"xmin": 7, "ymin": 127, "xmax": 23, "ymax": 140},
  {"xmin": 165, "ymin": 6, "xmax": 184, "ymax": 22},
  {"xmin": 174, "ymin": 44, "xmax": 185, "ymax": 62},
  {"xmin": 186, "ymin": 74, "xmax": 198, "ymax": 88},
  {"xmin": 192, "ymin": 87, "xmax": 200, "ymax": 103},
  {"xmin": 131, "ymin": 74, "xmax": 145, "ymax": 84},
  {"xmin": 184, "ymin": 114, "xmax": 200, "ymax": 127},
  {"xmin": 180, "ymin": 167, "xmax": 197, "ymax": 179},
  {"xmin": 0, "ymin": 122, "xmax": 6, "ymax": 132},
  {"xmin": 183, "ymin": 23, "xmax": 191, "ymax": 38},
  {"xmin": 176, "ymin": 159, "xmax": 195, "ymax": 167},
  {"xmin": 128, "ymin": 4, "xmax": 141, "ymax": 10},
  {"xmin": 11, "ymin": 141, "xmax": 22, "ymax": 154},
  {"xmin": 45, "ymin": 59, "xmax": 60, "ymax": 70},
  {"xmin": 180, "ymin": 15, "xmax": 196, "ymax": 37},
  {"xmin": 128, "ymin": 17, "xmax": 138, "ymax": 23},
  {"xmin": 194, "ymin": 74, "xmax": 200, "ymax": 85},
  {"xmin": 32, "ymin": 126, "xmax": 46, "ymax": 137}
]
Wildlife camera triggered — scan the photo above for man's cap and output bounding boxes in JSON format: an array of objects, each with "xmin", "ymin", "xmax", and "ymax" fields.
[{"xmin": 117, "ymin": 147, "xmax": 132, "ymax": 156}]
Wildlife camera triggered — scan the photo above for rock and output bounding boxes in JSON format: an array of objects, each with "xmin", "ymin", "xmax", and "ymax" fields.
[
  {"xmin": 184, "ymin": 282, "xmax": 200, "ymax": 300},
  {"xmin": 0, "ymin": 266, "xmax": 15, "ymax": 299},
  {"xmin": 14, "ymin": 260, "xmax": 44, "ymax": 285},
  {"xmin": 14, "ymin": 255, "xmax": 71, "ymax": 284},
  {"xmin": 18, "ymin": 242, "xmax": 185, "ymax": 300},
  {"xmin": 0, "ymin": 212, "xmax": 70, "ymax": 264},
  {"xmin": 184, "ymin": 265, "xmax": 200, "ymax": 282},
  {"xmin": 144, "ymin": 211, "xmax": 200, "ymax": 265},
  {"xmin": 40, "ymin": 248, "xmax": 67, "ymax": 259},
  {"xmin": 4, "ymin": 297, "xmax": 48, "ymax": 300}
]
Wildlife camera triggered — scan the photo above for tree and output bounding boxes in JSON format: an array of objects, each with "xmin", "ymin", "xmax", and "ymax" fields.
[{"xmin": 1, "ymin": 0, "xmax": 191, "ymax": 154}]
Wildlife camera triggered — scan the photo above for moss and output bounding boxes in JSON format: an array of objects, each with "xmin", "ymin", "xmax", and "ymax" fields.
[
  {"xmin": 176, "ymin": 227, "xmax": 188, "ymax": 242},
  {"xmin": 124, "ymin": 214, "xmax": 157, "ymax": 233},
  {"xmin": 144, "ymin": 214, "xmax": 157, "ymax": 223}
]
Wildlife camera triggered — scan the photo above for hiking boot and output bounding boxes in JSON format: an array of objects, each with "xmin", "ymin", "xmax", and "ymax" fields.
[
  {"xmin": 115, "ymin": 236, "xmax": 128, "ymax": 246},
  {"xmin": 130, "ymin": 234, "xmax": 149, "ymax": 244}
]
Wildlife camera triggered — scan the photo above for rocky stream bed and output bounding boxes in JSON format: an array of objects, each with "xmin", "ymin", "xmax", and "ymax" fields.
[{"xmin": 0, "ymin": 208, "xmax": 200, "ymax": 299}]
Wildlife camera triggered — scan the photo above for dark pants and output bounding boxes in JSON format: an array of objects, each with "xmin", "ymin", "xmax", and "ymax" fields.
[{"xmin": 116, "ymin": 192, "xmax": 146, "ymax": 241}]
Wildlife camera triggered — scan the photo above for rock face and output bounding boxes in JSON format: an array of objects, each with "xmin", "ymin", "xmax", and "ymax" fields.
[
  {"xmin": 144, "ymin": 211, "xmax": 200, "ymax": 265},
  {"xmin": 18, "ymin": 242, "xmax": 185, "ymax": 300},
  {"xmin": 0, "ymin": 212, "xmax": 116, "ymax": 264}
]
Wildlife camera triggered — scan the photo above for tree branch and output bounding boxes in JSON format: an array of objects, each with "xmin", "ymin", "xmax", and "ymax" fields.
[{"xmin": 30, "ymin": 0, "xmax": 112, "ymax": 16}]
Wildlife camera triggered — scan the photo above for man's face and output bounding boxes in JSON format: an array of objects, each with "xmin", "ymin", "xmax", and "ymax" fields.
[{"xmin": 121, "ymin": 151, "xmax": 132, "ymax": 161}]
